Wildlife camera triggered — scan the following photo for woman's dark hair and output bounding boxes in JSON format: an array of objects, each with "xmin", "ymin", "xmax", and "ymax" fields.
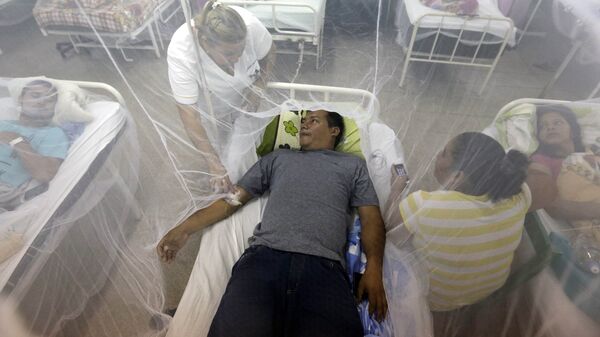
[
  {"xmin": 450, "ymin": 132, "xmax": 529, "ymax": 202},
  {"xmin": 535, "ymin": 104, "xmax": 585, "ymax": 155},
  {"xmin": 323, "ymin": 110, "xmax": 345, "ymax": 148}
]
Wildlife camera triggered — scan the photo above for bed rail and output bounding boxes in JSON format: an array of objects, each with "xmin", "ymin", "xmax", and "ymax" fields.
[
  {"xmin": 398, "ymin": 1, "xmax": 515, "ymax": 94},
  {"xmin": 221, "ymin": 0, "xmax": 325, "ymax": 70},
  {"xmin": 220, "ymin": 1, "xmax": 321, "ymax": 37},
  {"xmin": 61, "ymin": 80, "xmax": 126, "ymax": 107},
  {"xmin": 267, "ymin": 81, "xmax": 379, "ymax": 122}
]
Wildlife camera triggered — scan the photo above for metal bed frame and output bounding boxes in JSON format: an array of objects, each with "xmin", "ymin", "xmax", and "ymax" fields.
[
  {"xmin": 396, "ymin": 0, "xmax": 514, "ymax": 94},
  {"xmin": 0, "ymin": 79, "xmax": 139, "ymax": 336},
  {"xmin": 221, "ymin": 0, "xmax": 326, "ymax": 70},
  {"xmin": 267, "ymin": 81, "xmax": 379, "ymax": 123},
  {"xmin": 37, "ymin": 0, "xmax": 181, "ymax": 61}
]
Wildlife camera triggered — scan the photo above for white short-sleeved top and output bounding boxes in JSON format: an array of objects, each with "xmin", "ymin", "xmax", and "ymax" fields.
[{"xmin": 167, "ymin": 6, "xmax": 272, "ymax": 113}]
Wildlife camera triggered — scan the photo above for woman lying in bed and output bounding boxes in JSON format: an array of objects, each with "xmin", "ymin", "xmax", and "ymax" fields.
[
  {"xmin": 386, "ymin": 132, "xmax": 532, "ymax": 336},
  {"xmin": 529, "ymin": 104, "xmax": 600, "ymax": 242}
]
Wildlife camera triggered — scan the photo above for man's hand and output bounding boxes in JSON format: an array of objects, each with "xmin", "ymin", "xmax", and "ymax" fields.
[
  {"xmin": 157, "ymin": 226, "xmax": 190, "ymax": 263},
  {"xmin": 357, "ymin": 266, "xmax": 388, "ymax": 322}
]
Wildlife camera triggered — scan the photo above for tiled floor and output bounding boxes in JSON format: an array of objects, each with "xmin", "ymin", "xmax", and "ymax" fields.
[{"xmin": 1, "ymin": 1, "xmax": 599, "ymax": 336}]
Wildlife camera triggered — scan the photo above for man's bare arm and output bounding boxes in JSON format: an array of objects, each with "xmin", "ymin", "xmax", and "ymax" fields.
[
  {"xmin": 357, "ymin": 205, "xmax": 388, "ymax": 321},
  {"xmin": 157, "ymin": 186, "xmax": 253, "ymax": 263},
  {"xmin": 0, "ymin": 131, "xmax": 62, "ymax": 182}
]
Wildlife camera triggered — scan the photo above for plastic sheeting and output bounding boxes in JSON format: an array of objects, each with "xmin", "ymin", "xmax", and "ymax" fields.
[{"xmin": 0, "ymin": 0, "xmax": 599, "ymax": 336}]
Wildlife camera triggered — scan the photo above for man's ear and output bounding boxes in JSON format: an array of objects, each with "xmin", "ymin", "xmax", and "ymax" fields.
[{"xmin": 330, "ymin": 127, "xmax": 340, "ymax": 138}]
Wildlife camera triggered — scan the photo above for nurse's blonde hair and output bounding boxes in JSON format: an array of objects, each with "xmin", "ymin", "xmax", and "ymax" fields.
[{"xmin": 193, "ymin": 1, "xmax": 247, "ymax": 44}]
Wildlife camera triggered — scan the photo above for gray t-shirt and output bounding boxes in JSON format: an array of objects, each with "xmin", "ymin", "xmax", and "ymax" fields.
[{"xmin": 237, "ymin": 149, "xmax": 379, "ymax": 263}]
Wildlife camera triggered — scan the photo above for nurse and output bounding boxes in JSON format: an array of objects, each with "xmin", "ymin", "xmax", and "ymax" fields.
[{"xmin": 167, "ymin": 0, "xmax": 274, "ymax": 192}]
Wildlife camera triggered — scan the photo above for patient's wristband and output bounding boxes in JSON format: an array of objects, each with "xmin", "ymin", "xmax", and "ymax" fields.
[{"xmin": 9, "ymin": 136, "xmax": 24, "ymax": 148}]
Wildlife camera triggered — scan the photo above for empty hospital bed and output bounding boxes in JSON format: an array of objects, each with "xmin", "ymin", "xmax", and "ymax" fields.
[
  {"xmin": 0, "ymin": 77, "xmax": 140, "ymax": 336},
  {"xmin": 394, "ymin": 0, "xmax": 516, "ymax": 94},
  {"xmin": 220, "ymin": 0, "xmax": 327, "ymax": 70}
]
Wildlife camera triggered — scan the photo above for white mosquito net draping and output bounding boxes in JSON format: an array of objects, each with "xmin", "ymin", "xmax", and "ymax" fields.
[{"xmin": 0, "ymin": 0, "xmax": 599, "ymax": 336}]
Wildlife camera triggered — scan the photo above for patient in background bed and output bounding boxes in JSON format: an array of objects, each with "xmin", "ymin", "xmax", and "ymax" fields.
[
  {"xmin": 0, "ymin": 80, "xmax": 70, "ymax": 212},
  {"xmin": 387, "ymin": 132, "xmax": 533, "ymax": 337},
  {"xmin": 529, "ymin": 104, "xmax": 600, "ymax": 242}
]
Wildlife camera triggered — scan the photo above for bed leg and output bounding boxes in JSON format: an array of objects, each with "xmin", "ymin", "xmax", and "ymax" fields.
[
  {"xmin": 148, "ymin": 24, "xmax": 161, "ymax": 58},
  {"xmin": 68, "ymin": 34, "xmax": 80, "ymax": 54},
  {"xmin": 155, "ymin": 20, "xmax": 165, "ymax": 51},
  {"xmin": 316, "ymin": 27, "xmax": 324, "ymax": 71},
  {"xmin": 539, "ymin": 40, "xmax": 583, "ymax": 98},
  {"xmin": 399, "ymin": 27, "xmax": 418, "ymax": 88},
  {"xmin": 479, "ymin": 67, "xmax": 495, "ymax": 95},
  {"xmin": 399, "ymin": 52, "xmax": 411, "ymax": 88},
  {"xmin": 119, "ymin": 47, "xmax": 134, "ymax": 62}
]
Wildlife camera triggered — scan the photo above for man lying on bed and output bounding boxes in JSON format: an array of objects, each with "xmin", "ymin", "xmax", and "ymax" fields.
[
  {"xmin": 0, "ymin": 80, "xmax": 69, "ymax": 211},
  {"xmin": 158, "ymin": 109, "xmax": 387, "ymax": 337}
]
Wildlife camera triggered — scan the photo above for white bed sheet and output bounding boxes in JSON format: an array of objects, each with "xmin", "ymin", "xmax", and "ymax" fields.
[
  {"xmin": 0, "ymin": 100, "xmax": 126, "ymax": 288},
  {"xmin": 399, "ymin": 0, "xmax": 516, "ymax": 46},
  {"xmin": 166, "ymin": 109, "xmax": 409, "ymax": 337},
  {"xmin": 234, "ymin": 0, "xmax": 326, "ymax": 33}
]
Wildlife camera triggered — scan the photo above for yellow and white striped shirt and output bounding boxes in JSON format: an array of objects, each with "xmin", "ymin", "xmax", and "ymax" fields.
[{"xmin": 399, "ymin": 185, "xmax": 531, "ymax": 311}]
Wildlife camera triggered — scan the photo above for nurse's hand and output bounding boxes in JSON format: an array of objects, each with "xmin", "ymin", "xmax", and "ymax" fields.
[
  {"xmin": 208, "ymin": 161, "xmax": 234, "ymax": 194},
  {"xmin": 241, "ymin": 87, "xmax": 262, "ymax": 112}
]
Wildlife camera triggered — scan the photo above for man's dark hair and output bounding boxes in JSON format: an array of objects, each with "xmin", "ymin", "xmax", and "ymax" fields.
[
  {"xmin": 21, "ymin": 79, "xmax": 56, "ymax": 98},
  {"xmin": 323, "ymin": 110, "xmax": 345, "ymax": 148}
]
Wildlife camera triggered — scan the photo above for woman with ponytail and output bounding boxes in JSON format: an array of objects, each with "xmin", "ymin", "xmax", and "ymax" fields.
[
  {"xmin": 387, "ymin": 132, "xmax": 532, "ymax": 323},
  {"xmin": 167, "ymin": 0, "xmax": 275, "ymax": 192}
]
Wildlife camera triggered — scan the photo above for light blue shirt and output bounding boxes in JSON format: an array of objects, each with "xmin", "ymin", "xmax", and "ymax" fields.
[{"xmin": 0, "ymin": 121, "xmax": 69, "ymax": 187}]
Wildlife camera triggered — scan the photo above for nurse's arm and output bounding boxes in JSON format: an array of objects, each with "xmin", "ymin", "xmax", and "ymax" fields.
[
  {"xmin": 176, "ymin": 103, "xmax": 224, "ymax": 171},
  {"xmin": 256, "ymin": 43, "xmax": 276, "ymax": 88}
]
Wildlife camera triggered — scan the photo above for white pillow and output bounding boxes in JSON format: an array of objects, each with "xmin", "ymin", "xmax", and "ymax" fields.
[{"xmin": 7, "ymin": 77, "xmax": 94, "ymax": 125}]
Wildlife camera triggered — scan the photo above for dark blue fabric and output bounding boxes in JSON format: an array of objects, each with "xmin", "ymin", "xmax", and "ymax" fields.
[{"xmin": 208, "ymin": 245, "xmax": 363, "ymax": 337}]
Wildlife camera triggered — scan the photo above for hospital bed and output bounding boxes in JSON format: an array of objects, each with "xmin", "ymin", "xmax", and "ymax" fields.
[
  {"xmin": 484, "ymin": 98, "xmax": 600, "ymax": 336},
  {"xmin": 220, "ymin": 0, "xmax": 327, "ymax": 70},
  {"xmin": 32, "ymin": 0, "xmax": 182, "ymax": 61},
  {"xmin": 0, "ymin": 78, "xmax": 139, "ymax": 336},
  {"xmin": 394, "ymin": 0, "xmax": 515, "ymax": 94},
  {"xmin": 165, "ymin": 81, "xmax": 429, "ymax": 337}
]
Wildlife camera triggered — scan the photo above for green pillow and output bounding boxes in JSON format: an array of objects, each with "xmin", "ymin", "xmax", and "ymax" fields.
[{"xmin": 256, "ymin": 110, "xmax": 363, "ymax": 158}]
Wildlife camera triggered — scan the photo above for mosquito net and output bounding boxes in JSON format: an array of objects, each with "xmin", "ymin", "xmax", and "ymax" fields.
[{"xmin": 0, "ymin": 0, "xmax": 599, "ymax": 336}]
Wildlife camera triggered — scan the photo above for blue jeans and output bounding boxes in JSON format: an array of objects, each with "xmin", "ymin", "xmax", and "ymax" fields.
[{"xmin": 208, "ymin": 245, "xmax": 363, "ymax": 337}]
